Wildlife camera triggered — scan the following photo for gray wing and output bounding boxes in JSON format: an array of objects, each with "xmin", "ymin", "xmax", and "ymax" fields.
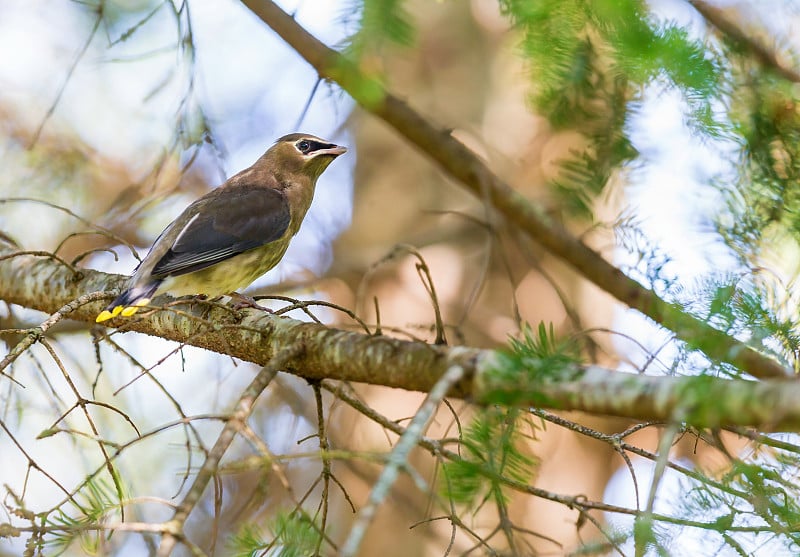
[{"xmin": 151, "ymin": 186, "xmax": 290, "ymax": 278}]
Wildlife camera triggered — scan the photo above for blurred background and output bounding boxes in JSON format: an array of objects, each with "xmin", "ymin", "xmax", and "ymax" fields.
[{"xmin": 1, "ymin": 0, "xmax": 799, "ymax": 555}]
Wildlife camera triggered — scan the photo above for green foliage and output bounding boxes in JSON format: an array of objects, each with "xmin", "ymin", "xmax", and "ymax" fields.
[
  {"xmin": 229, "ymin": 513, "xmax": 321, "ymax": 557},
  {"xmin": 677, "ymin": 273, "xmax": 799, "ymax": 370},
  {"xmin": 505, "ymin": 322, "xmax": 582, "ymax": 380},
  {"xmin": 230, "ymin": 524, "xmax": 268, "ymax": 557},
  {"xmin": 345, "ymin": 0, "xmax": 415, "ymax": 57},
  {"xmin": 337, "ymin": 0, "xmax": 416, "ymax": 107},
  {"xmin": 44, "ymin": 476, "xmax": 126, "ymax": 555},
  {"xmin": 592, "ymin": 440, "xmax": 800, "ymax": 554},
  {"xmin": 662, "ymin": 448, "xmax": 800, "ymax": 553},
  {"xmin": 721, "ymin": 74, "xmax": 800, "ymax": 263},
  {"xmin": 440, "ymin": 407, "xmax": 537, "ymax": 508},
  {"xmin": 480, "ymin": 323, "xmax": 582, "ymax": 406},
  {"xmin": 612, "ymin": 216, "xmax": 797, "ymax": 371},
  {"xmin": 614, "ymin": 216, "xmax": 679, "ymax": 296},
  {"xmin": 723, "ymin": 458, "xmax": 800, "ymax": 544},
  {"xmin": 498, "ymin": 0, "xmax": 722, "ymax": 217},
  {"xmin": 632, "ymin": 517, "xmax": 670, "ymax": 557},
  {"xmin": 712, "ymin": 60, "xmax": 800, "ymax": 369}
]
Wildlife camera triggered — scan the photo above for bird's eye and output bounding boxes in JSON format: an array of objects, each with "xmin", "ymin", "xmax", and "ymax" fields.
[{"xmin": 297, "ymin": 140, "xmax": 311, "ymax": 153}]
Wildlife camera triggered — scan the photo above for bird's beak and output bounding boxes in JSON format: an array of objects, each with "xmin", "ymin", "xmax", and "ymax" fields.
[{"xmin": 314, "ymin": 144, "xmax": 347, "ymax": 157}]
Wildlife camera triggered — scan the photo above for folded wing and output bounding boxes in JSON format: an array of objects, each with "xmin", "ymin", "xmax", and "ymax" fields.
[{"xmin": 151, "ymin": 185, "xmax": 291, "ymax": 278}]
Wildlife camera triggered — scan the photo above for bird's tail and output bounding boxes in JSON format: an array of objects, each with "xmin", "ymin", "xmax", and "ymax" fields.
[{"xmin": 96, "ymin": 282, "xmax": 161, "ymax": 323}]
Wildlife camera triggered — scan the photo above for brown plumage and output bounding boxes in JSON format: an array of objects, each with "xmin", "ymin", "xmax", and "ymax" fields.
[{"xmin": 96, "ymin": 133, "xmax": 346, "ymax": 323}]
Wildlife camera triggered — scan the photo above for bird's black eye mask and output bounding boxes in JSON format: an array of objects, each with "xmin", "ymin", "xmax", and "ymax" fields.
[{"xmin": 296, "ymin": 139, "xmax": 336, "ymax": 155}]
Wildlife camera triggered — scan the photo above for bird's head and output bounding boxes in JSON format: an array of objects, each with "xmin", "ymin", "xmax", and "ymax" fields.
[{"xmin": 265, "ymin": 133, "xmax": 347, "ymax": 181}]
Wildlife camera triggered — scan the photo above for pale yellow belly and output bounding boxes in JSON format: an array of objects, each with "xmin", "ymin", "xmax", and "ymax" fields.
[{"xmin": 154, "ymin": 241, "xmax": 290, "ymax": 298}]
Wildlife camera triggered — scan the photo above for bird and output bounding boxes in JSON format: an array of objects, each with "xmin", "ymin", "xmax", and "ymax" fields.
[{"xmin": 96, "ymin": 133, "xmax": 346, "ymax": 323}]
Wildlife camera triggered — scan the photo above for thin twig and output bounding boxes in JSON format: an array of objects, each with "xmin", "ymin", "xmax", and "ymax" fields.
[
  {"xmin": 0, "ymin": 197, "xmax": 142, "ymax": 261},
  {"xmin": 312, "ymin": 382, "xmax": 332, "ymax": 555},
  {"xmin": 30, "ymin": 5, "xmax": 103, "ymax": 146},
  {"xmin": 156, "ymin": 344, "xmax": 303, "ymax": 556},
  {"xmin": 0, "ymin": 291, "xmax": 110, "ymax": 376},
  {"xmin": 635, "ymin": 422, "xmax": 680, "ymax": 556},
  {"xmin": 339, "ymin": 365, "xmax": 464, "ymax": 557},
  {"xmin": 323, "ymin": 381, "xmax": 780, "ymax": 534}
]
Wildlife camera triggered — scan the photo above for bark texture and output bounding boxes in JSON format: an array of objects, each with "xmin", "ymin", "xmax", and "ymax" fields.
[{"xmin": 3, "ymin": 240, "xmax": 800, "ymax": 430}]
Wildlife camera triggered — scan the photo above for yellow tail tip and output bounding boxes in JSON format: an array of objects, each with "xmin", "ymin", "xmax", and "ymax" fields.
[
  {"xmin": 95, "ymin": 299, "xmax": 151, "ymax": 323},
  {"xmin": 120, "ymin": 306, "xmax": 140, "ymax": 317},
  {"xmin": 96, "ymin": 305, "xmax": 123, "ymax": 323},
  {"xmin": 96, "ymin": 310, "xmax": 115, "ymax": 323}
]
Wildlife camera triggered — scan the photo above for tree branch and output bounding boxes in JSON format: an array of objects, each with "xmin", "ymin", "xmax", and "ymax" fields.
[
  {"xmin": 0, "ymin": 240, "xmax": 480, "ymax": 397},
  {"xmin": 157, "ymin": 348, "xmax": 295, "ymax": 556},
  {"xmin": 340, "ymin": 365, "xmax": 465, "ymax": 557},
  {"xmin": 238, "ymin": 0, "xmax": 788, "ymax": 380},
  {"xmin": 2, "ymin": 241, "xmax": 800, "ymax": 430},
  {"xmin": 688, "ymin": 0, "xmax": 800, "ymax": 83}
]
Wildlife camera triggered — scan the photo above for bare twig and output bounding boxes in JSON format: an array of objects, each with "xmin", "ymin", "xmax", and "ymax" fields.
[
  {"xmin": 0, "ymin": 291, "xmax": 110, "ymax": 376},
  {"xmin": 156, "ymin": 345, "xmax": 303, "ymax": 556},
  {"xmin": 30, "ymin": 4, "xmax": 103, "ymax": 146},
  {"xmin": 635, "ymin": 422, "xmax": 681, "ymax": 556},
  {"xmin": 324, "ymin": 382, "xmax": 785, "ymax": 536},
  {"xmin": 311, "ymin": 382, "xmax": 333, "ymax": 555},
  {"xmin": 339, "ymin": 365, "xmax": 465, "ymax": 557},
  {"xmin": 0, "ymin": 197, "xmax": 142, "ymax": 262}
]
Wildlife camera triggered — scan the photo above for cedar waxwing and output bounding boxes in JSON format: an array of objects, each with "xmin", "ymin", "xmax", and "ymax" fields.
[{"xmin": 96, "ymin": 133, "xmax": 346, "ymax": 323}]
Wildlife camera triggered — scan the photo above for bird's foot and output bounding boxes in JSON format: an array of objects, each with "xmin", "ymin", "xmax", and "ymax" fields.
[
  {"xmin": 181, "ymin": 294, "xmax": 213, "ymax": 319},
  {"xmin": 229, "ymin": 292, "xmax": 272, "ymax": 312}
]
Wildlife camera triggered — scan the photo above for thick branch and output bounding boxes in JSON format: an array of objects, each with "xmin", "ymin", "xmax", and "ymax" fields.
[
  {"xmin": 0, "ymin": 241, "xmax": 480, "ymax": 397},
  {"xmin": 2, "ymin": 242, "xmax": 800, "ymax": 430},
  {"xmin": 239, "ymin": 0, "xmax": 788, "ymax": 380}
]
